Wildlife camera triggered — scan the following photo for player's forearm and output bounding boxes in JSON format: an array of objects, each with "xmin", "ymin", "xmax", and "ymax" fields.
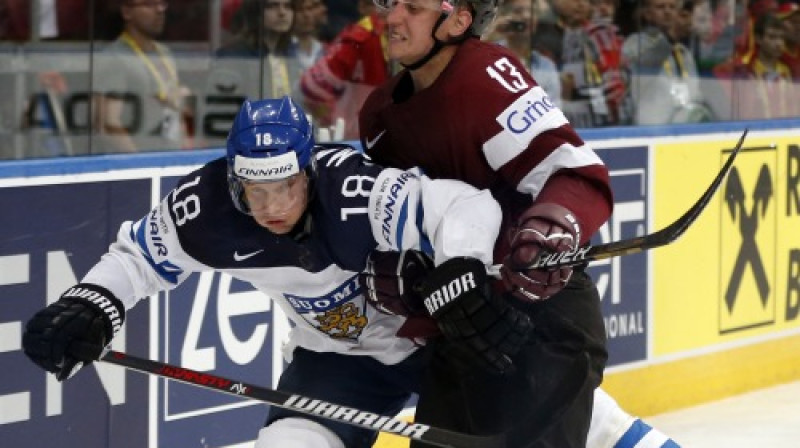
[
  {"xmin": 534, "ymin": 169, "xmax": 613, "ymax": 244},
  {"xmin": 419, "ymin": 177, "xmax": 501, "ymax": 266},
  {"xmin": 81, "ymin": 204, "xmax": 197, "ymax": 307},
  {"xmin": 368, "ymin": 167, "xmax": 501, "ymax": 267}
]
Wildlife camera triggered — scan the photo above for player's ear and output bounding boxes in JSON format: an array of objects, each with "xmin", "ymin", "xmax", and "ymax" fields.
[{"xmin": 448, "ymin": 6, "xmax": 474, "ymax": 38}]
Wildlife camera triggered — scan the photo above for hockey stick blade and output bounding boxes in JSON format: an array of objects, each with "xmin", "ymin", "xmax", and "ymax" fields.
[
  {"xmin": 526, "ymin": 129, "xmax": 748, "ymax": 269},
  {"xmin": 101, "ymin": 350, "xmax": 506, "ymax": 448}
]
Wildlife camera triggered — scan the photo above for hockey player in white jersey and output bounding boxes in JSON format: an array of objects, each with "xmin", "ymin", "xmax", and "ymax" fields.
[{"xmin": 21, "ymin": 96, "xmax": 533, "ymax": 448}]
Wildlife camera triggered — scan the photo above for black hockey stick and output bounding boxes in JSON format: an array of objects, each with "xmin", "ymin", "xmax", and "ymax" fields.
[
  {"xmin": 100, "ymin": 349, "xmax": 589, "ymax": 448},
  {"xmin": 525, "ymin": 129, "xmax": 748, "ymax": 269}
]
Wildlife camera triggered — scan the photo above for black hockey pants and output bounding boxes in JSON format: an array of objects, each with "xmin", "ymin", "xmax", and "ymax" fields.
[{"xmin": 412, "ymin": 270, "xmax": 608, "ymax": 448}]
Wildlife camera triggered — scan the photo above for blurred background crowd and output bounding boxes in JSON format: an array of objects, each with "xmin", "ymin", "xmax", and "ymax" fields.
[{"xmin": 0, "ymin": 0, "xmax": 798, "ymax": 158}]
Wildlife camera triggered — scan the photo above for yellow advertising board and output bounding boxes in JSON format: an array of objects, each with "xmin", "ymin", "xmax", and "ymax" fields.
[{"xmin": 653, "ymin": 135, "xmax": 800, "ymax": 355}]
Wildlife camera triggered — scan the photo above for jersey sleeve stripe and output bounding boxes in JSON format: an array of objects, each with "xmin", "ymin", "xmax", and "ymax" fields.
[
  {"xmin": 483, "ymin": 128, "xmax": 526, "ymax": 171},
  {"xmin": 515, "ymin": 143, "xmax": 605, "ymax": 199},
  {"xmin": 131, "ymin": 221, "xmax": 183, "ymax": 284},
  {"xmin": 395, "ymin": 198, "xmax": 410, "ymax": 249},
  {"xmin": 415, "ymin": 200, "xmax": 434, "ymax": 257}
]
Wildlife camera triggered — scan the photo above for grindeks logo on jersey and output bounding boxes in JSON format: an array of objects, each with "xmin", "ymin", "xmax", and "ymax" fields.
[
  {"xmin": 497, "ymin": 86, "xmax": 569, "ymax": 144},
  {"xmin": 506, "ymin": 95, "xmax": 556, "ymax": 132},
  {"xmin": 284, "ymin": 395, "xmax": 431, "ymax": 438}
]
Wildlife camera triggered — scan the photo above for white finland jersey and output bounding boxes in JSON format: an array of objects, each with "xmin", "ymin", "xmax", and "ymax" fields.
[{"xmin": 82, "ymin": 146, "xmax": 501, "ymax": 364}]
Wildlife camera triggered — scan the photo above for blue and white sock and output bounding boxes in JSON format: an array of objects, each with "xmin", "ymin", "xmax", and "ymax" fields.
[{"xmin": 588, "ymin": 388, "xmax": 681, "ymax": 448}]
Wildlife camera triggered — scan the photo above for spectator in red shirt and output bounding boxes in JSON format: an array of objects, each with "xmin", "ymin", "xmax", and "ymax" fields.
[{"xmin": 299, "ymin": 0, "xmax": 389, "ymax": 140}]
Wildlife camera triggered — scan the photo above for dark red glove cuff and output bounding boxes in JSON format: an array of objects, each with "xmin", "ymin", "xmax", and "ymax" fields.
[{"xmin": 513, "ymin": 203, "xmax": 581, "ymax": 246}]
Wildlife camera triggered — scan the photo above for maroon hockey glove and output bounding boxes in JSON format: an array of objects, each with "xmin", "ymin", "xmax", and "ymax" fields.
[
  {"xmin": 501, "ymin": 203, "xmax": 581, "ymax": 302},
  {"xmin": 420, "ymin": 257, "xmax": 533, "ymax": 375},
  {"xmin": 361, "ymin": 250, "xmax": 434, "ymax": 316},
  {"xmin": 360, "ymin": 250, "xmax": 441, "ymax": 340},
  {"xmin": 23, "ymin": 283, "xmax": 125, "ymax": 381}
]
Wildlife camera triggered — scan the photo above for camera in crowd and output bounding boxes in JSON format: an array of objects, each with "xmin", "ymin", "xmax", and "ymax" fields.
[{"xmin": 499, "ymin": 20, "xmax": 528, "ymax": 33}]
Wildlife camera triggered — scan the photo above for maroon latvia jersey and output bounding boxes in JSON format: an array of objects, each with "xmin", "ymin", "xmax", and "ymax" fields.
[{"xmin": 359, "ymin": 38, "xmax": 613, "ymax": 263}]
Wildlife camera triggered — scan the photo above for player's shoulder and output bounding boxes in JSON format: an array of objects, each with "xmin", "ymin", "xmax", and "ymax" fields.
[
  {"xmin": 169, "ymin": 157, "xmax": 233, "ymax": 216},
  {"xmin": 454, "ymin": 39, "xmax": 529, "ymax": 73},
  {"xmin": 444, "ymin": 40, "xmax": 546, "ymax": 119},
  {"xmin": 448, "ymin": 39, "xmax": 537, "ymax": 95},
  {"xmin": 162, "ymin": 157, "xmax": 248, "ymax": 260},
  {"xmin": 314, "ymin": 143, "xmax": 365, "ymax": 166},
  {"xmin": 314, "ymin": 144, "xmax": 381, "ymax": 183},
  {"xmin": 179, "ymin": 156, "xmax": 227, "ymax": 190}
]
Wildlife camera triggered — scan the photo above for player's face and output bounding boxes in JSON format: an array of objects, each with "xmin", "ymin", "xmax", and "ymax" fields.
[
  {"xmin": 380, "ymin": 0, "xmax": 451, "ymax": 65},
  {"xmin": 243, "ymin": 173, "xmax": 309, "ymax": 234}
]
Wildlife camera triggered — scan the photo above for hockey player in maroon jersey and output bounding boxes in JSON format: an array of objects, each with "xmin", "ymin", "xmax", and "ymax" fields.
[
  {"xmin": 358, "ymin": 1, "xmax": 679, "ymax": 447},
  {"xmin": 359, "ymin": 1, "xmax": 609, "ymax": 446}
]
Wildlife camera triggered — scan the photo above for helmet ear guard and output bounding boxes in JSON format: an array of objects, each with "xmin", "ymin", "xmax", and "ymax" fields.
[
  {"xmin": 458, "ymin": 0, "xmax": 499, "ymax": 37},
  {"xmin": 226, "ymin": 96, "xmax": 316, "ymax": 215}
]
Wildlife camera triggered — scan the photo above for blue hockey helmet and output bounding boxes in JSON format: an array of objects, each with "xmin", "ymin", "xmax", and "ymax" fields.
[{"xmin": 226, "ymin": 96, "xmax": 315, "ymax": 214}]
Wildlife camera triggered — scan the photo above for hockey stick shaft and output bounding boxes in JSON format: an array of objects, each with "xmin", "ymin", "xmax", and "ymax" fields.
[
  {"xmin": 100, "ymin": 350, "xmax": 505, "ymax": 448},
  {"xmin": 524, "ymin": 129, "xmax": 748, "ymax": 269}
]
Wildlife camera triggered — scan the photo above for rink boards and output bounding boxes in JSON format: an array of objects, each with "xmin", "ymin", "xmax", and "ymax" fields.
[{"xmin": 1, "ymin": 124, "xmax": 799, "ymax": 447}]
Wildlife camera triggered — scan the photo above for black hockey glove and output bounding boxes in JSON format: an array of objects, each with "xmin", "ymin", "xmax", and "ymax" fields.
[
  {"xmin": 361, "ymin": 249, "xmax": 434, "ymax": 316},
  {"xmin": 420, "ymin": 257, "xmax": 533, "ymax": 375},
  {"xmin": 501, "ymin": 203, "xmax": 581, "ymax": 302},
  {"xmin": 23, "ymin": 283, "xmax": 125, "ymax": 381}
]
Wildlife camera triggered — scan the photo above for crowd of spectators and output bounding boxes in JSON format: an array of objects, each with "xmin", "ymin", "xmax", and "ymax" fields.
[{"xmin": 1, "ymin": 0, "xmax": 799, "ymax": 157}]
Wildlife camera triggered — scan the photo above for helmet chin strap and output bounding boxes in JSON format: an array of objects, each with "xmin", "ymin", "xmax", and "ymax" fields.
[{"xmin": 402, "ymin": 12, "xmax": 473, "ymax": 71}]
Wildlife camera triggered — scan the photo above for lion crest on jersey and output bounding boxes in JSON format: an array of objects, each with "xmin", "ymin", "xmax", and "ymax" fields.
[{"xmin": 283, "ymin": 275, "xmax": 368, "ymax": 340}]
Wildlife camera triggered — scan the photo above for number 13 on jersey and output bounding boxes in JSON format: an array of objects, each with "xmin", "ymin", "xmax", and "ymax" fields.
[{"xmin": 487, "ymin": 57, "xmax": 529, "ymax": 94}]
